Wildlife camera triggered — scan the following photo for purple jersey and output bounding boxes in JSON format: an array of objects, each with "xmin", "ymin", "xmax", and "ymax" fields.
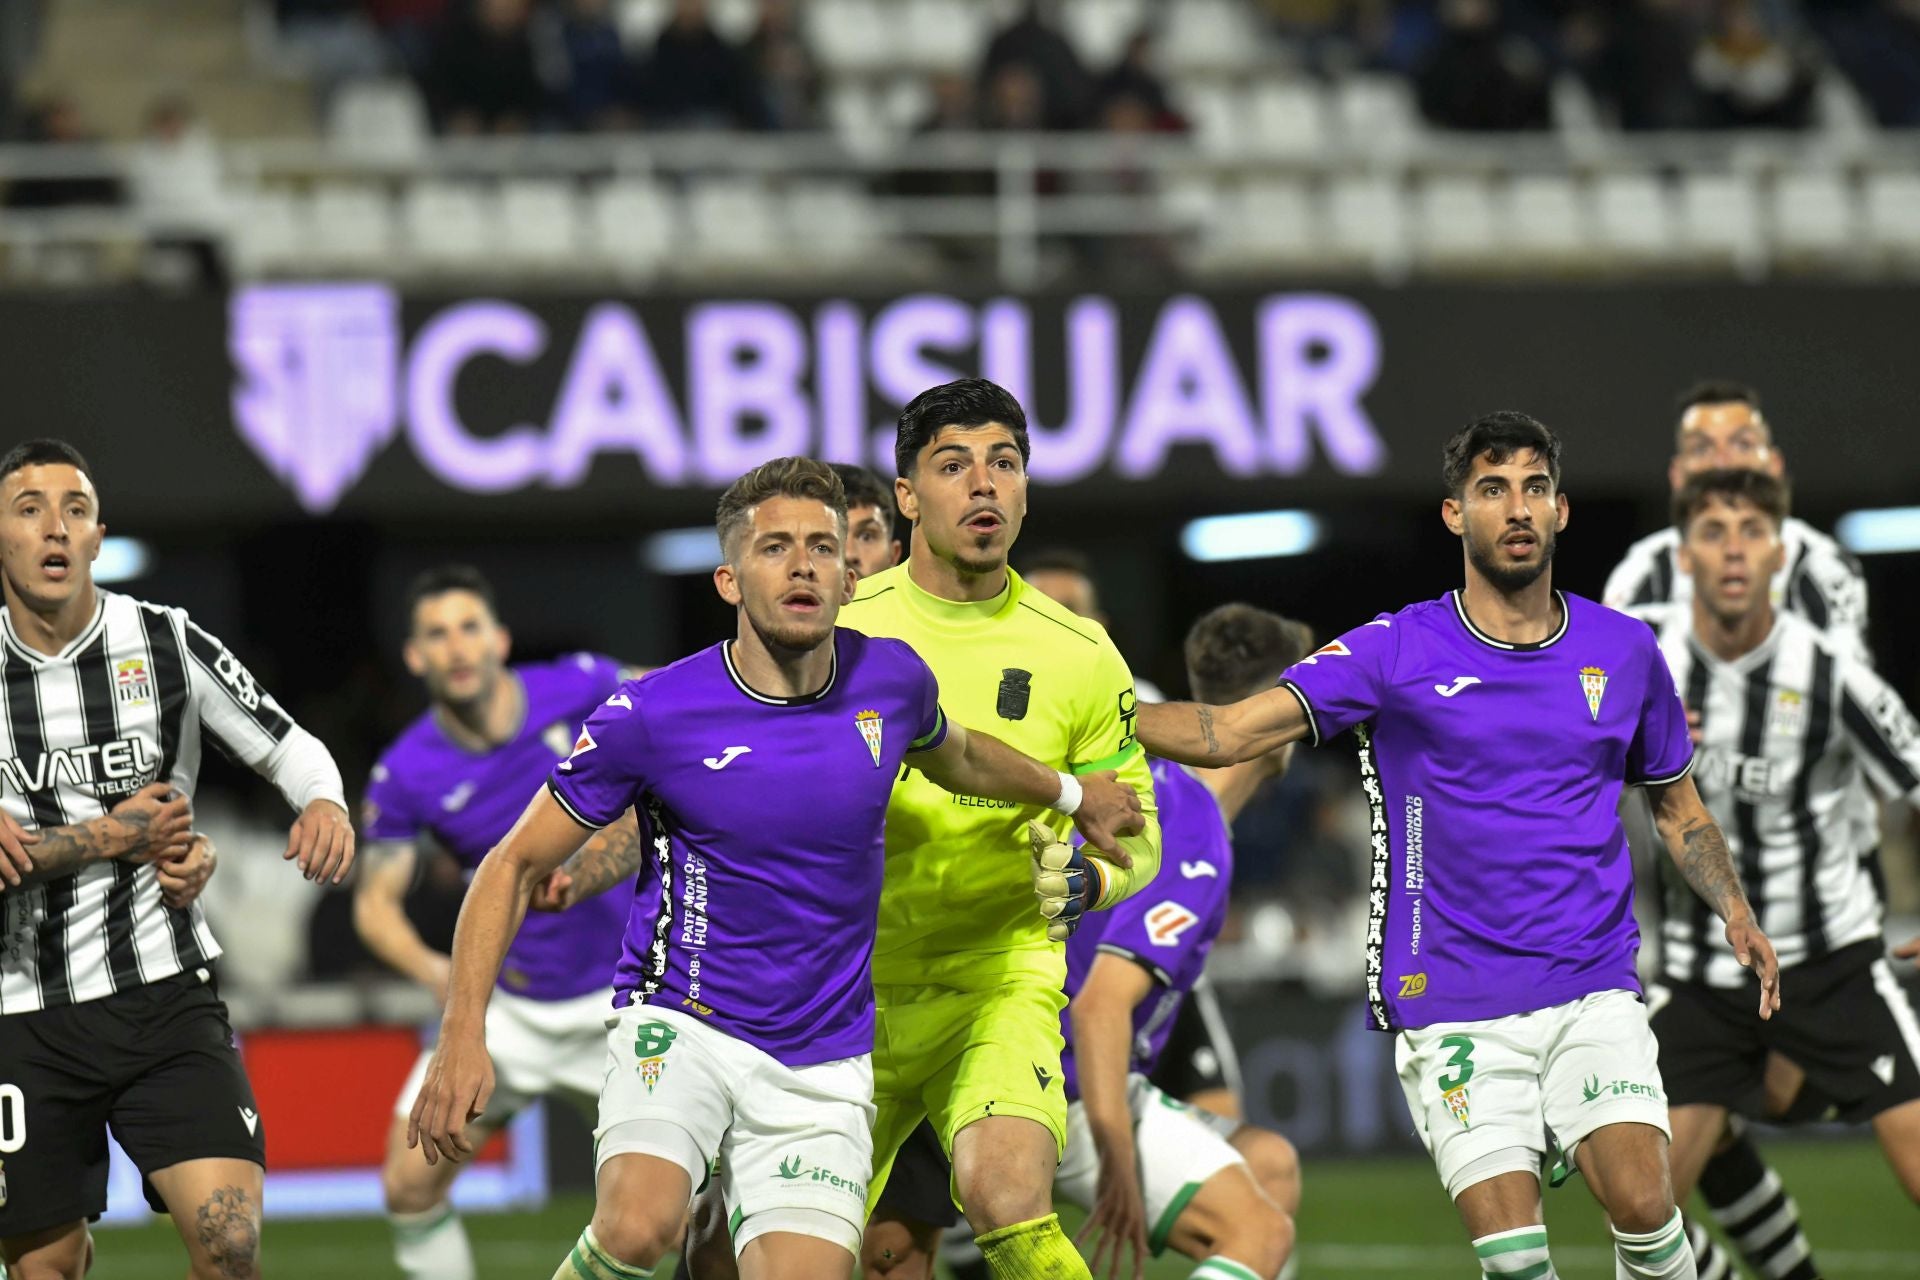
[
  {"xmin": 1281, "ymin": 591, "xmax": 1693, "ymax": 1031},
  {"xmin": 364, "ymin": 654, "xmax": 632, "ymax": 1001},
  {"xmin": 1061, "ymin": 758, "xmax": 1233, "ymax": 1101},
  {"xmin": 547, "ymin": 630, "xmax": 947, "ymax": 1067}
]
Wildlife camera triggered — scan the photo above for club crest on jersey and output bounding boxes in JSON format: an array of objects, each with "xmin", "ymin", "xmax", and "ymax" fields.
[
  {"xmin": 997, "ymin": 669, "xmax": 1032, "ymax": 721},
  {"xmin": 855, "ymin": 709, "xmax": 884, "ymax": 767},
  {"xmin": 1578, "ymin": 667, "xmax": 1608, "ymax": 721},
  {"xmin": 114, "ymin": 658, "xmax": 152, "ymax": 706},
  {"xmin": 634, "ymin": 1020, "xmax": 678, "ymax": 1093},
  {"xmin": 1768, "ymin": 689, "xmax": 1807, "ymax": 739},
  {"xmin": 558, "ymin": 728, "xmax": 596, "ymax": 771}
]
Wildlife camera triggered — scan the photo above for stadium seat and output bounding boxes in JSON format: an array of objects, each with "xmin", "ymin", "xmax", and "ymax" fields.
[
  {"xmin": 685, "ymin": 177, "xmax": 785, "ymax": 266},
  {"xmin": 1245, "ymin": 81, "xmax": 1329, "ymax": 161},
  {"xmin": 497, "ymin": 179, "xmax": 586, "ymax": 265},
  {"xmin": 306, "ymin": 184, "xmax": 397, "ymax": 267},
  {"xmin": 1677, "ymin": 172, "xmax": 1763, "ymax": 269},
  {"xmin": 786, "ymin": 181, "xmax": 891, "ymax": 263},
  {"xmin": 586, "ymin": 178, "xmax": 680, "ymax": 273},
  {"xmin": 825, "ymin": 81, "xmax": 890, "ymax": 154},
  {"xmin": 1505, "ymin": 174, "xmax": 1588, "ymax": 259},
  {"xmin": 1061, "ymin": 0, "xmax": 1148, "ymax": 69},
  {"xmin": 326, "ymin": 80, "xmax": 430, "ymax": 165},
  {"xmin": 881, "ymin": 76, "xmax": 935, "ymax": 137},
  {"xmin": 1180, "ymin": 80, "xmax": 1244, "ymax": 158},
  {"xmin": 613, "ymin": 0, "xmax": 670, "ymax": 45},
  {"xmin": 228, "ymin": 187, "xmax": 307, "ymax": 275},
  {"xmin": 1592, "ymin": 172, "xmax": 1676, "ymax": 259},
  {"xmin": 1220, "ymin": 177, "xmax": 1320, "ymax": 263},
  {"xmin": 707, "ymin": 0, "xmax": 758, "ymax": 42},
  {"xmin": 1333, "ymin": 74, "xmax": 1422, "ymax": 160},
  {"xmin": 806, "ymin": 0, "xmax": 893, "ymax": 74},
  {"xmin": 1161, "ymin": 0, "xmax": 1264, "ymax": 74},
  {"xmin": 1415, "ymin": 174, "xmax": 1501, "ymax": 263},
  {"xmin": 400, "ymin": 180, "xmax": 498, "ymax": 267},
  {"xmin": 900, "ymin": 0, "xmax": 985, "ymax": 74},
  {"xmin": 1771, "ymin": 170, "xmax": 1856, "ymax": 256},
  {"xmin": 1862, "ymin": 171, "xmax": 1920, "ymax": 255},
  {"xmin": 1323, "ymin": 174, "xmax": 1409, "ymax": 270}
]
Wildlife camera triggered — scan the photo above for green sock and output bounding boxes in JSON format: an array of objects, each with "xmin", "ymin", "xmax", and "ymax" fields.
[
  {"xmin": 975, "ymin": 1213, "xmax": 1094, "ymax": 1279},
  {"xmin": 552, "ymin": 1226, "xmax": 656, "ymax": 1280}
]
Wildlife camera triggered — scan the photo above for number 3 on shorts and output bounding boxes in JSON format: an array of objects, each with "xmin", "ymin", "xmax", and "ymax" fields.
[{"xmin": 1435, "ymin": 1035, "xmax": 1475, "ymax": 1091}]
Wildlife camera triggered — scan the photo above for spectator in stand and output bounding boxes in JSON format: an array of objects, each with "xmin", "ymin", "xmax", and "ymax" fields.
[
  {"xmin": 1566, "ymin": 0, "xmax": 1707, "ymax": 130},
  {"xmin": 1095, "ymin": 28, "xmax": 1188, "ymax": 132},
  {"xmin": 129, "ymin": 96, "xmax": 229, "ymax": 288},
  {"xmin": 543, "ymin": 0, "xmax": 639, "ymax": 131},
  {"xmin": 641, "ymin": 0, "xmax": 772, "ymax": 129},
  {"xmin": 743, "ymin": 0, "xmax": 821, "ymax": 130},
  {"xmin": 427, "ymin": 0, "xmax": 549, "ymax": 134},
  {"xmin": 4, "ymin": 95, "xmax": 124, "ymax": 208},
  {"xmin": 980, "ymin": 0, "xmax": 1092, "ymax": 128},
  {"xmin": 366, "ymin": 0, "xmax": 451, "ymax": 79},
  {"xmin": 1414, "ymin": 0, "xmax": 1553, "ymax": 130},
  {"xmin": 1805, "ymin": 0, "xmax": 1920, "ymax": 127},
  {"xmin": 1692, "ymin": 0, "xmax": 1817, "ymax": 127},
  {"xmin": 981, "ymin": 61, "xmax": 1050, "ymax": 132}
]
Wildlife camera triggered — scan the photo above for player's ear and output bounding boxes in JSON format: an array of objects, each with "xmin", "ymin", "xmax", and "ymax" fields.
[
  {"xmin": 493, "ymin": 624, "xmax": 512, "ymax": 663},
  {"xmin": 894, "ymin": 476, "xmax": 918, "ymax": 523},
  {"xmin": 887, "ymin": 538, "xmax": 902, "ymax": 567},
  {"xmin": 841, "ymin": 565, "xmax": 857, "ymax": 605},
  {"xmin": 1763, "ymin": 526, "xmax": 1786, "ymax": 576},
  {"xmin": 87, "ymin": 518, "xmax": 105, "ymax": 560},
  {"xmin": 1676, "ymin": 536, "xmax": 1694, "ymax": 576},
  {"xmin": 1440, "ymin": 496, "xmax": 1464, "ymax": 535},
  {"xmin": 713, "ymin": 562, "xmax": 742, "ymax": 607},
  {"xmin": 1554, "ymin": 491, "xmax": 1569, "ymax": 531},
  {"xmin": 402, "ymin": 639, "xmax": 425, "ymax": 678}
]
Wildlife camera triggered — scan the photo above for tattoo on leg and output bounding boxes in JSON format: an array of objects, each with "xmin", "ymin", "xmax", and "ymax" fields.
[
  {"xmin": 195, "ymin": 1185, "xmax": 260, "ymax": 1279},
  {"xmin": 1196, "ymin": 706, "xmax": 1221, "ymax": 756}
]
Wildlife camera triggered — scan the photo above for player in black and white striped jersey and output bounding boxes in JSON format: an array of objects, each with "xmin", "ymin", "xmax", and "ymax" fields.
[
  {"xmin": 1604, "ymin": 382, "xmax": 1868, "ymax": 654},
  {"xmin": 0, "ymin": 440, "xmax": 354, "ymax": 1280},
  {"xmin": 1631, "ymin": 469, "xmax": 1920, "ymax": 1279}
]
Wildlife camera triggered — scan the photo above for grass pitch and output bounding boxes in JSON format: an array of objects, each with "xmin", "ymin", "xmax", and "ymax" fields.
[{"xmin": 96, "ymin": 1139, "xmax": 1913, "ymax": 1277}]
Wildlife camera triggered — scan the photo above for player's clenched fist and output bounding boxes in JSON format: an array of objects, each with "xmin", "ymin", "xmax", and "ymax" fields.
[
  {"xmin": 1069, "ymin": 769, "xmax": 1144, "ymax": 861},
  {"xmin": 1029, "ymin": 820, "xmax": 1101, "ymax": 942},
  {"xmin": 407, "ymin": 1032, "xmax": 495, "ymax": 1166}
]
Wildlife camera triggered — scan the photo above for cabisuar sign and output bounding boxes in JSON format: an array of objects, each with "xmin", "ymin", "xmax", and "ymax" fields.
[{"xmin": 229, "ymin": 285, "xmax": 1389, "ymax": 514}]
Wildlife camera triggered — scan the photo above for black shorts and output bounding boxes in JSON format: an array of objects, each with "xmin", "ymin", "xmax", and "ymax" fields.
[
  {"xmin": 0, "ymin": 968, "xmax": 265, "ymax": 1238},
  {"xmin": 873, "ymin": 1120, "xmax": 959, "ymax": 1230},
  {"xmin": 1146, "ymin": 980, "xmax": 1242, "ymax": 1103},
  {"xmin": 1651, "ymin": 938, "xmax": 1920, "ymax": 1125}
]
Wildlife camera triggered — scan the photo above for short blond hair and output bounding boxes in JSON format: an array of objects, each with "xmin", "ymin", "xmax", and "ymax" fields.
[{"xmin": 714, "ymin": 457, "xmax": 847, "ymax": 560}]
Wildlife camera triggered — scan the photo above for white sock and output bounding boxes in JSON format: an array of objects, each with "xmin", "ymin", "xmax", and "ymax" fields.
[
  {"xmin": 391, "ymin": 1203, "xmax": 475, "ymax": 1280},
  {"xmin": 1472, "ymin": 1224, "xmax": 1557, "ymax": 1279},
  {"xmin": 1614, "ymin": 1210, "xmax": 1697, "ymax": 1280},
  {"xmin": 1190, "ymin": 1255, "xmax": 1265, "ymax": 1280},
  {"xmin": 1278, "ymin": 1255, "xmax": 1299, "ymax": 1280}
]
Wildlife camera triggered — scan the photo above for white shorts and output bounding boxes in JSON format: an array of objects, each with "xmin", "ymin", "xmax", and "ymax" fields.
[
  {"xmin": 394, "ymin": 986, "xmax": 613, "ymax": 1126},
  {"xmin": 595, "ymin": 1005, "xmax": 874, "ymax": 1256},
  {"xmin": 1054, "ymin": 1075, "xmax": 1246, "ymax": 1255},
  {"xmin": 1395, "ymin": 988, "xmax": 1670, "ymax": 1200}
]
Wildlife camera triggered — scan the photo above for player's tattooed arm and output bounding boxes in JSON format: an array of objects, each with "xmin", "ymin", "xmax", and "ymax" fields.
[
  {"xmin": 1650, "ymin": 773, "xmax": 1781, "ymax": 1016},
  {"xmin": 1136, "ymin": 686, "xmax": 1311, "ymax": 766},
  {"xmin": 534, "ymin": 809, "xmax": 644, "ymax": 910},
  {"xmin": 352, "ymin": 840, "xmax": 453, "ymax": 998},
  {"xmin": 7, "ymin": 782, "xmax": 193, "ymax": 887}
]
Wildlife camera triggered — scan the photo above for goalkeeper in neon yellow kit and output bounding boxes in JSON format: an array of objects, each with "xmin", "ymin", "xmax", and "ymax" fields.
[{"xmin": 842, "ymin": 378, "xmax": 1163, "ymax": 1279}]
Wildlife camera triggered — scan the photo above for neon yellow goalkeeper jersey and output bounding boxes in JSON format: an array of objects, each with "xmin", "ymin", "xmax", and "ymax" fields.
[{"xmin": 842, "ymin": 563, "xmax": 1161, "ymax": 989}]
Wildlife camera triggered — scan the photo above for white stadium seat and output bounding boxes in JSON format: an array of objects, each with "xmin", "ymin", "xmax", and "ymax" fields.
[
  {"xmin": 787, "ymin": 181, "xmax": 890, "ymax": 262},
  {"xmin": 497, "ymin": 179, "xmax": 585, "ymax": 265},
  {"xmin": 1323, "ymin": 174, "xmax": 1408, "ymax": 269},
  {"xmin": 228, "ymin": 188, "xmax": 307, "ymax": 275},
  {"xmin": 806, "ymin": 0, "xmax": 893, "ymax": 74},
  {"xmin": 900, "ymin": 0, "xmax": 986, "ymax": 74},
  {"xmin": 1771, "ymin": 171, "xmax": 1855, "ymax": 255},
  {"xmin": 1180, "ymin": 80, "xmax": 1244, "ymax": 158},
  {"xmin": 1416, "ymin": 174, "xmax": 1500, "ymax": 263},
  {"xmin": 1505, "ymin": 174, "xmax": 1587, "ymax": 258},
  {"xmin": 326, "ymin": 80, "xmax": 430, "ymax": 164},
  {"xmin": 1678, "ymin": 172, "xmax": 1762, "ymax": 265},
  {"xmin": 400, "ymin": 180, "xmax": 498, "ymax": 266},
  {"xmin": 1245, "ymin": 81, "xmax": 1329, "ymax": 160},
  {"xmin": 1223, "ymin": 176, "xmax": 1319, "ymax": 262},
  {"xmin": 685, "ymin": 177, "xmax": 784, "ymax": 264},
  {"xmin": 1334, "ymin": 74, "xmax": 1422, "ymax": 160},
  {"xmin": 1592, "ymin": 172, "xmax": 1675, "ymax": 258},
  {"xmin": 586, "ymin": 178, "xmax": 680, "ymax": 273},
  {"xmin": 1161, "ymin": 0, "xmax": 1264, "ymax": 74},
  {"xmin": 1862, "ymin": 171, "xmax": 1920, "ymax": 254},
  {"xmin": 307, "ymin": 184, "xmax": 397, "ymax": 267},
  {"xmin": 1061, "ymin": 0, "xmax": 1147, "ymax": 69}
]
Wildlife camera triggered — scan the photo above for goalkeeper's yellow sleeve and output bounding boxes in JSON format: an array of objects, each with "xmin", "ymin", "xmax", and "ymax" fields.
[{"xmin": 1068, "ymin": 636, "xmax": 1161, "ymax": 910}]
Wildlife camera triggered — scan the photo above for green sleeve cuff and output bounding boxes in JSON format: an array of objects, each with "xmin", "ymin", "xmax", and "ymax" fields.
[{"xmin": 1072, "ymin": 741, "xmax": 1144, "ymax": 776}]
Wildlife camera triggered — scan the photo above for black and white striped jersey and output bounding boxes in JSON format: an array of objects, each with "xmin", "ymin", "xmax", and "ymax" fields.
[
  {"xmin": 0, "ymin": 591, "xmax": 343, "ymax": 1013},
  {"xmin": 1634, "ymin": 604, "xmax": 1920, "ymax": 986},
  {"xmin": 1606, "ymin": 518, "xmax": 1869, "ymax": 656}
]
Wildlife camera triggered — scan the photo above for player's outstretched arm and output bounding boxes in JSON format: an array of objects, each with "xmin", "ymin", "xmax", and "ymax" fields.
[
  {"xmin": 1071, "ymin": 955, "xmax": 1156, "ymax": 1280},
  {"xmin": 0, "ymin": 781, "xmax": 194, "ymax": 888},
  {"xmin": 1136, "ymin": 687, "xmax": 1311, "ymax": 768},
  {"xmin": 529, "ymin": 808, "xmax": 644, "ymax": 912},
  {"xmin": 1648, "ymin": 774, "xmax": 1782, "ymax": 1018},
  {"xmin": 409, "ymin": 787, "xmax": 593, "ymax": 1166},
  {"xmin": 352, "ymin": 840, "xmax": 453, "ymax": 1002},
  {"xmin": 915, "ymin": 719, "xmax": 1145, "ymax": 858}
]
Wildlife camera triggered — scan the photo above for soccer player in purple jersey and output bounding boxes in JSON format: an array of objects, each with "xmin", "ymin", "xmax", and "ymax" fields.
[
  {"xmin": 1135, "ymin": 413, "xmax": 1783, "ymax": 1280},
  {"xmin": 355, "ymin": 565, "xmax": 645, "ymax": 1280},
  {"xmin": 408, "ymin": 458, "xmax": 1144, "ymax": 1280}
]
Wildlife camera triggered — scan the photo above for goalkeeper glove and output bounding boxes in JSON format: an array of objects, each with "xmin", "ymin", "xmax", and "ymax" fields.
[{"xmin": 1027, "ymin": 819, "xmax": 1109, "ymax": 942}]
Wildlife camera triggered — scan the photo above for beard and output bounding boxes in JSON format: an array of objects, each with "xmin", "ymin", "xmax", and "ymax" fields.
[
  {"xmin": 1466, "ymin": 525, "xmax": 1556, "ymax": 592},
  {"xmin": 745, "ymin": 604, "xmax": 835, "ymax": 656}
]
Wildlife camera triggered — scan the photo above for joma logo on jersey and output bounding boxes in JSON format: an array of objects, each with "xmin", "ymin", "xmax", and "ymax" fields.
[
  {"xmin": 114, "ymin": 658, "xmax": 152, "ymax": 706},
  {"xmin": 0, "ymin": 738, "xmax": 160, "ymax": 798}
]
